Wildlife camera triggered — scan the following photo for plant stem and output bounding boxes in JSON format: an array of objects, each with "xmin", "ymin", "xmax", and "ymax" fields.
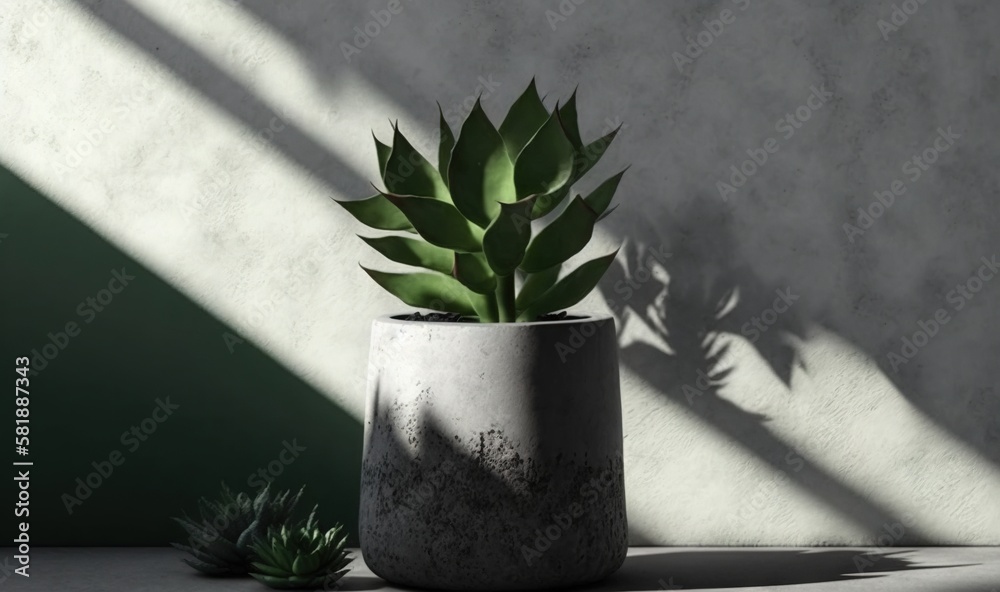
[
  {"xmin": 480, "ymin": 293, "xmax": 499, "ymax": 323},
  {"xmin": 495, "ymin": 274, "xmax": 516, "ymax": 322}
]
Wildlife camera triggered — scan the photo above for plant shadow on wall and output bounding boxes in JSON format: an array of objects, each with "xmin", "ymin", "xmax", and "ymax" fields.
[
  {"xmin": 239, "ymin": 0, "xmax": 1000, "ymax": 477},
  {"xmin": 66, "ymin": 0, "xmax": 1000, "ymax": 542},
  {"xmin": 0, "ymin": 167, "xmax": 362, "ymax": 545},
  {"xmin": 599, "ymin": 197, "xmax": 929, "ymax": 541}
]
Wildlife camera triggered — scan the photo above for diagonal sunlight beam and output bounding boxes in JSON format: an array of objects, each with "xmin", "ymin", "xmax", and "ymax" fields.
[
  {"xmin": 71, "ymin": 0, "xmax": 368, "ymax": 197},
  {"xmin": 5, "ymin": 0, "xmax": 394, "ymax": 421},
  {"xmin": 622, "ymin": 339, "xmax": 934, "ymax": 543},
  {"xmin": 117, "ymin": 0, "xmax": 427, "ymax": 181}
]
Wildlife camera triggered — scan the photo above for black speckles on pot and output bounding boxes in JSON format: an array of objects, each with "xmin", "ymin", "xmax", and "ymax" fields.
[
  {"xmin": 360, "ymin": 408, "xmax": 627, "ymax": 591},
  {"xmin": 363, "ymin": 315, "xmax": 626, "ymax": 590}
]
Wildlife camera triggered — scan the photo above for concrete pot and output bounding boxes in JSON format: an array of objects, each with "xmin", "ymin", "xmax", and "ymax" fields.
[{"xmin": 359, "ymin": 314, "xmax": 627, "ymax": 590}]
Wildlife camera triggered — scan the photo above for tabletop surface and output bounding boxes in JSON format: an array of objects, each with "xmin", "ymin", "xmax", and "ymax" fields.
[{"xmin": 0, "ymin": 546, "xmax": 997, "ymax": 591}]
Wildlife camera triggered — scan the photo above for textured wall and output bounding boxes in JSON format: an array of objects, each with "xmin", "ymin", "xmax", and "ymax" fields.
[{"xmin": 2, "ymin": 0, "xmax": 999, "ymax": 545}]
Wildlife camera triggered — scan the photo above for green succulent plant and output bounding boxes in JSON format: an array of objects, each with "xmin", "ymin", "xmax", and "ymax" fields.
[
  {"xmin": 250, "ymin": 508, "xmax": 352, "ymax": 590},
  {"xmin": 172, "ymin": 484, "xmax": 304, "ymax": 576},
  {"xmin": 336, "ymin": 79, "xmax": 627, "ymax": 322}
]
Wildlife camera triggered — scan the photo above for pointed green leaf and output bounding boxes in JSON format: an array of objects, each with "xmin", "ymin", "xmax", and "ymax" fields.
[
  {"xmin": 520, "ymin": 196, "xmax": 598, "ymax": 272},
  {"xmin": 530, "ymin": 185, "xmax": 571, "ymax": 220},
  {"xmin": 447, "ymin": 99, "xmax": 516, "ymax": 227},
  {"xmin": 374, "ymin": 133, "xmax": 391, "ymax": 177},
  {"xmin": 598, "ymin": 204, "xmax": 619, "ymax": 221},
  {"xmin": 250, "ymin": 562, "xmax": 287, "ymax": 577},
  {"xmin": 251, "ymin": 574, "xmax": 293, "ymax": 587},
  {"xmin": 292, "ymin": 553, "xmax": 320, "ymax": 576},
  {"xmin": 250, "ymin": 541, "xmax": 282, "ymax": 567},
  {"xmin": 517, "ymin": 249, "xmax": 619, "ymax": 320},
  {"xmin": 558, "ymin": 89, "xmax": 582, "ymax": 148},
  {"xmin": 514, "ymin": 108, "xmax": 575, "ymax": 199},
  {"xmin": 574, "ymin": 125, "xmax": 621, "ymax": 180},
  {"xmin": 499, "ymin": 78, "xmax": 550, "ymax": 161},
  {"xmin": 515, "ymin": 265, "xmax": 561, "ymax": 313},
  {"xmin": 584, "ymin": 168, "xmax": 627, "ymax": 215},
  {"xmin": 381, "ymin": 191, "xmax": 483, "ymax": 252},
  {"xmin": 362, "ymin": 267, "xmax": 476, "ymax": 315},
  {"xmin": 438, "ymin": 104, "xmax": 455, "ymax": 186},
  {"xmin": 335, "ymin": 194, "xmax": 412, "ymax": 231},
  {"xmin": 529, "ymin": 129, "xmax": 623, "ymax": 220},
  {"xmin": 482, "ymin": 195, "xmax": 537, "ymax": 276},
  {"xmin": 383, "ymin": 124, "xmax": 451, "ymax": 201},
  {"xmin": 359, "ymin": 235, "xmax": 453, "ymax": 274},
  {"xmin": 453, "ymin": 252, "xmax": 496, "ymax": 294}
]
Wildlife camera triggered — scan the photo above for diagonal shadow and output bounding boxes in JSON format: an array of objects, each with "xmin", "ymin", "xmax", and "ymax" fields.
[
  {"xmin": 59, "ymin": 0, "xmax": 998, "ymax": 545},
  {"xmin": 583, "ymin": 548, "xmax": 971, "ymax": 590},
  {"xmin": 0, "ymin": 165, "xmax": 363, "ymax": 545},
  {"xmin": 601, "ymin": 198, "xmax": 930, "ymax": 543},
  {"xmin": 236, "ymin": 0, "xmax": 490, "ymax": 125},
  {"xmin": 71, "ymin": 0, "xmax": 371, "ymax": 198},
  {"xmin": 361, "ymin": 409, "xmax": 625, "ymax": 590},
  {"xmin": 237, "ymin": 0, "xmax": 1000, "ymax": 475}
]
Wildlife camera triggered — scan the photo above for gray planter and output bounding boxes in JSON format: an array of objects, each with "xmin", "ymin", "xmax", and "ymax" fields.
[{"xmin": 359, "ymin": 314, "xmax": 627, "ymax": 590}]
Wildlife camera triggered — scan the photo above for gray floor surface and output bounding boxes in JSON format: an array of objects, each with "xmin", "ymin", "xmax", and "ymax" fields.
[{"xmin": 0, "ymin": 547, "xmax": 997, "ymax": 591}]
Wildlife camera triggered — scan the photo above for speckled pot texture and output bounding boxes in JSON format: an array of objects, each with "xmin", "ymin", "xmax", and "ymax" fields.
[{"xmin": 359, "ymin": 314, "xmax": 627, "ymax": 590}]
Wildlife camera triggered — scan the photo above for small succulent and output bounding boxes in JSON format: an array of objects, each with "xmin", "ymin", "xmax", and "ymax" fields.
[
  {"xmin": 336, "ymin": 79, "xmax": 627, "ymax": 322},
  {"xmin": 250, "ymin": 508, "xmax": 352, "ymax": 590},
  {"xmin": 172, "ymin": 484, "xmax": 304, "ymax": 576}
]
